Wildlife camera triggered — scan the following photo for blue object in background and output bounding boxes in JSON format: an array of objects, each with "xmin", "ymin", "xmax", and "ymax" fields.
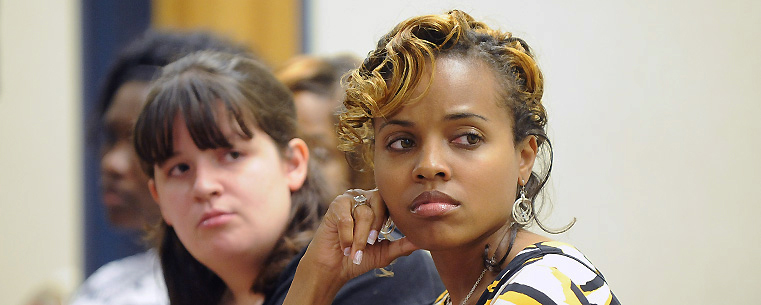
[{"xmin": 80, "ymin": 0, "xmax": 151, "ymax": 277}]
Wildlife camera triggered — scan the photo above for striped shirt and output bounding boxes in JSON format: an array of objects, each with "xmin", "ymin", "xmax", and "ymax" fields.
[{"xmin": 434, "ymin": 241, "xmax": 620, "ymax": 305}]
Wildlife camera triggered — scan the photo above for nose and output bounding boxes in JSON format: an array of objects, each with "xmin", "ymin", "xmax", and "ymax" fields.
[
  {"xmin": 412, "ymin": 142, "xmax": 451, "ymax": 182},
  {"xmin": 192, "ymin": 160, "xmax": 223, "ymax": 202},
  {"xmin": 101, "ymin": 142, "xmax": 131, "ymax": 178}
]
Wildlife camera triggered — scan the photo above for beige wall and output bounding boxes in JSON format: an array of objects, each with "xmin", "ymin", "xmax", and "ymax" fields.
[
  {"xmin": 309, "ymin": 0, "xmax": 761, "ymax": 304},
  {"xmin": 1, "ymin": 1, "xmax": 759, "ymax": 304},
  {"xmin": 0, "ymin": 1, "xmax": 82, "ymax": 305}
]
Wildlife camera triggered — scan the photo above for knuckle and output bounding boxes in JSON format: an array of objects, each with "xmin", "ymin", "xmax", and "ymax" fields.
[
  {"xmin": 337, "ymin": 216, "xmax": 354, "ymax": 227},
  {"xmin": 353, "ymin": 206, "xmax": 374, "ymax": 221},
  {"xmin": 333, "ymin": 194, "xmax": 350, "ymax": 205}
]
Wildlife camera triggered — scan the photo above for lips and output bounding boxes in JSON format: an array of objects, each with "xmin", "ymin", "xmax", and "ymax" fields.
[
  {"xmin": 198, "ymin": 210, "xmax": 234, "ymax": 228},
  {"xmin": 101, "ymin": 185, "xmax": 124, "ymax": 207},
  {"xmin": 410, "ymin": 190, "xmax": 461, "ymax": 217}
]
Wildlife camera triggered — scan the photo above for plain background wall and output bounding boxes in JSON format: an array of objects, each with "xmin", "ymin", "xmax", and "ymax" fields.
[
  {"xmin": 308, "ymin": 0, "xmax": 761, "ymax": 304},
  {"xmin": 0, "ymin": 1, "xmax": 82, "ymax": 305}
]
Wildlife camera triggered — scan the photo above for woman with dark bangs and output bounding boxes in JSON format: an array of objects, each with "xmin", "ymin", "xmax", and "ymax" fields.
[
  {"xmin": 283, "ymin": 10, "xmax": 620, "ymax": 305},
  {"xmin": 132, "ymin": 51, "xmax": 443, "ymax": 305}
]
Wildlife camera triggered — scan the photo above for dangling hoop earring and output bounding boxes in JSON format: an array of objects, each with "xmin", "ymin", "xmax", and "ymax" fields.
[
  {"xmin": 512, "ymin": 181, "xmax": 534, "ymax": 226},
  {"xmin": 378, "ymin": 218, "xmax": 397, "ymax": 241}
]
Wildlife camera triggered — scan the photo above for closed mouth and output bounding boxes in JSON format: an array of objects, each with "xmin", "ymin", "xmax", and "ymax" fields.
[
  {"xmin": 101, "ymin": 186, "xmax": 124, "ymax": 207},
  {"xmin": 198, "ymin": 210, "xmax": 231, "ymax": 227},
  {"xmin": 410, "ymin": 190, "xmax": 461, "ymax": 215}
]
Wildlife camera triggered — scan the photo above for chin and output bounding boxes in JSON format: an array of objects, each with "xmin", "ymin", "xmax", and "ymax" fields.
[{"xmin": 400, "ymin": 221, "xmax": 470, "ymax": 250}]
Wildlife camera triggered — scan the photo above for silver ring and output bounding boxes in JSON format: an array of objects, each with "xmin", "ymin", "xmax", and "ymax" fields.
[{"xmin": 351, "ymin": 194, "xmax": 368, "ymax": 215}]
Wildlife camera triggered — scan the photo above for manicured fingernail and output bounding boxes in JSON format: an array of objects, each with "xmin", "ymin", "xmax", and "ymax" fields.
[
  {"xmin": 343, "ymin": 247, "xmax": 350, "ymax": 256},
  {"xmin": 367, "ymin": 230, "xmax": 378, "ymax": 245},
  {"xmin": 353, "ymin": 250, "xmax": 363, "ymax": 265}
]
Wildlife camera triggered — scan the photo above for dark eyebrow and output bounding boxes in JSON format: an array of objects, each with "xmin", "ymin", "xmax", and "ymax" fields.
[
  {"xmin": 156, "ymin": 151, "xmax": 178, "ymax": 168},
  {"xmin": 377, "ymin": 119, "xmax": 414, "ymax": 133},
  {"xmin": 444, "ymin": 112, "xmax": 488, "ymax": 122},
  {"xmin": 377, "ymin": 112, "xmax": 488, "ymax": 132}
]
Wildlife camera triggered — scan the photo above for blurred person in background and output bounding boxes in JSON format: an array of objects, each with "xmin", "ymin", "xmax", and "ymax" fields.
[
  {"xmin": 70, "ymin": 30, "xmax": 251, "ymax": 305},
  {"xmin": 276, "ymin": 54, "xmax": 375, "ymax": 201}
]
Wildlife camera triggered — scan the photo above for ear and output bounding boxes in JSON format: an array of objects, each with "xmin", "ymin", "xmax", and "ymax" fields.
[
  {"xmin": 517, "ymin": 135, "xmax": 539, "ymax": 183},
  {"xmin": 284, "ymin": 138, "xmax": 309, "ymax": 192},
  {"xmin": 148, "ymin": 179, "xmax": 160, "ymax": 203},
  {"xmin": 148, "ymin": 179, "xmax": 172, "ymax": 226}
]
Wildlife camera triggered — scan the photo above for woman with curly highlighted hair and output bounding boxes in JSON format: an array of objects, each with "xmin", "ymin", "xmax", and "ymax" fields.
[{"xmin": 284, "ymin": 10, "xmax": 620, "ymax": 305}]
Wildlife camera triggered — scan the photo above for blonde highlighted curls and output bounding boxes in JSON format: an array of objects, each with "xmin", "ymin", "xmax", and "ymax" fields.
[
  {"xmin": 338, "ymin": 9, "xmax": 545, "ymax": 170},
  {"xmin": 338, "ymin": 10, "xmax": 569, "ymax": 232}
]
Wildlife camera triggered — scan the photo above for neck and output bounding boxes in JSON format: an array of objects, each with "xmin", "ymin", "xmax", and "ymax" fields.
[
  {"xmin": 431, "ymin": 227, "xmax": 542, "ymax": 305},
  {"xmin": 203, "ymin": 253, "xmax": 264, "ymax": 305},
  {"xmin": 220, "ymin": 289, "xmax": 265, "ymax": 305},
  {"xmin": 431, "ymin": 247, "xmax": 490, "ymax": 305},
  {"xmin": 429, "ymin": 225, "xmax": 504, "ymax": 305}
]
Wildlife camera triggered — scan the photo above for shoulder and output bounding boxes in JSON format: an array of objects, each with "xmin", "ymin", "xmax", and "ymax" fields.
[
  {"xmin": 334, "ymin": 250, "xmax": 445, "ymax": 305},
  {"xmin": 69, "ymin": 250, "xmax": 167, "ymax": 305},
  {"xmin": 265, "ymin": 248, "xmax": 445, "ymax": 305},
  {"xmin": 488, "ymin": 241, "xmax": 619, "ymax": 305},
  {"xmin": 77, "ymin": 250, "xmax": 159, "ymax": 287},
  {"xmin": 385, "ymin": 249, "xmax": 441, "ymax": 278}
]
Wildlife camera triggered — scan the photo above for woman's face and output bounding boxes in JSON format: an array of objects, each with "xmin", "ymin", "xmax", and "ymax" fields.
[
  {"xmin": 373, "ymin": 56, "xmax": 536, "ymax": 252},
  {"xmin": 149, "ymin": 109, "xmax": 306, "ymax": 267}
]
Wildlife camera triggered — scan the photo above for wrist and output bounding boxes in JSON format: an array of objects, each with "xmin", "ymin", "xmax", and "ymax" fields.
[{"xmin": 283, "ymin": 247, "xmax": 348, "ymax": 305}]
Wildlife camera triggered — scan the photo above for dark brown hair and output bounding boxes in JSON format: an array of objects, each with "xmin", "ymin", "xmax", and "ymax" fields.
[
  {"xmin": 133, "ymin": 51, "xmax": 327, "ymax": 304},
  {"xmin": 338, "ymin": 10, "xmax": 568, "ymax": 232}
]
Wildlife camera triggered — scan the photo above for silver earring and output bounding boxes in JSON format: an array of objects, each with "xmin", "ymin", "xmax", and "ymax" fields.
[
  {"xmin": 378, "ymin": 218, "xmax": 397, "ymax": 241},
  {"xmin": 512, "ymin": 183, "xmax": 533, "ymax": 226}
]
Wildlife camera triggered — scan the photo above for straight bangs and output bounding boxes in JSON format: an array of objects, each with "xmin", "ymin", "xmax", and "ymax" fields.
[{"xmin": 134, "ymin": 69, "xmax": 256, "ymax": 176}]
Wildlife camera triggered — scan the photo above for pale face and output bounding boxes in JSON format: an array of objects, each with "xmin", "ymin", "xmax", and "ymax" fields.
[
  {"xmin": 101, "ymin": 81, "xmax": 160, "ymax": 229},
  {"xmin": 149, "ymin": 112, "xmax": 301, "ymax": 268},
  {"xmin": 373, "ymin": 56, "xmax": 536, "ymax": 252}
]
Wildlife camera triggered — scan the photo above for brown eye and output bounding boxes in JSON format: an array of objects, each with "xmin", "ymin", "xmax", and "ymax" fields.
[
  {"xmin": 389, "ymin": 138, "xmax": 415, "ymax": 150},
  {"xmin": 221, "ymin": 149, "xmax": 245, "ymax": 163},
  {"xmin": 452, "ymin": 133, "xmax": 483, "ymax": 147},
  {"xmin": 169, "ymin": 163, "xmax": 190, "ymax": 177},
  {"xmin": 466, "ymin": 134, "xmax": 480, "ymax": 145}
]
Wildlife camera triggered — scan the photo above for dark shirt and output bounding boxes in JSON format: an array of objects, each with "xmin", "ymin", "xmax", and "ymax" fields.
[{"xmin": 264, "ymin": 247, "xmax": 445, "ymax": 305}]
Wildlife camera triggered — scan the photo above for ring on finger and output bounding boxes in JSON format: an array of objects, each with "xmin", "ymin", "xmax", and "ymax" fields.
[{"xmin": 351, "ymin": 194, "xmax": 368, "ymax": 215}]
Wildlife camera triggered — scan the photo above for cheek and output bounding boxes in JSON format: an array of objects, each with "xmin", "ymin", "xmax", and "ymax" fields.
[
  {"xmin": 473, "ymin": 153, "xmax": 521, "ymax": 202},
  {"xmin": 238, "ymin": 164, "xmax": 293, "ymax": 220},
  {"xmin": 372, "ymin": 145, "xmax": 399, "ymax": 181},
  {"xmin": 373, "ymin": 158, "xmax": 393, "ymax": 190},
  {"xmin": 155, "ymin": 184, "xmax": 189, "ymax": 225},
  {"xmin": 249, "ymin": 184, "xmax": 293, "ymax": 242},
  {"xmin": 374, "ymin": 161, "xmax": 407, "ymax": 212}
]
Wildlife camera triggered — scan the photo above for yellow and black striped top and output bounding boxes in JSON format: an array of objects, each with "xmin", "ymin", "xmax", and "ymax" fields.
[{"xmin": 433, "ymin": 241, "xmax": 620, "ymax": 305}]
